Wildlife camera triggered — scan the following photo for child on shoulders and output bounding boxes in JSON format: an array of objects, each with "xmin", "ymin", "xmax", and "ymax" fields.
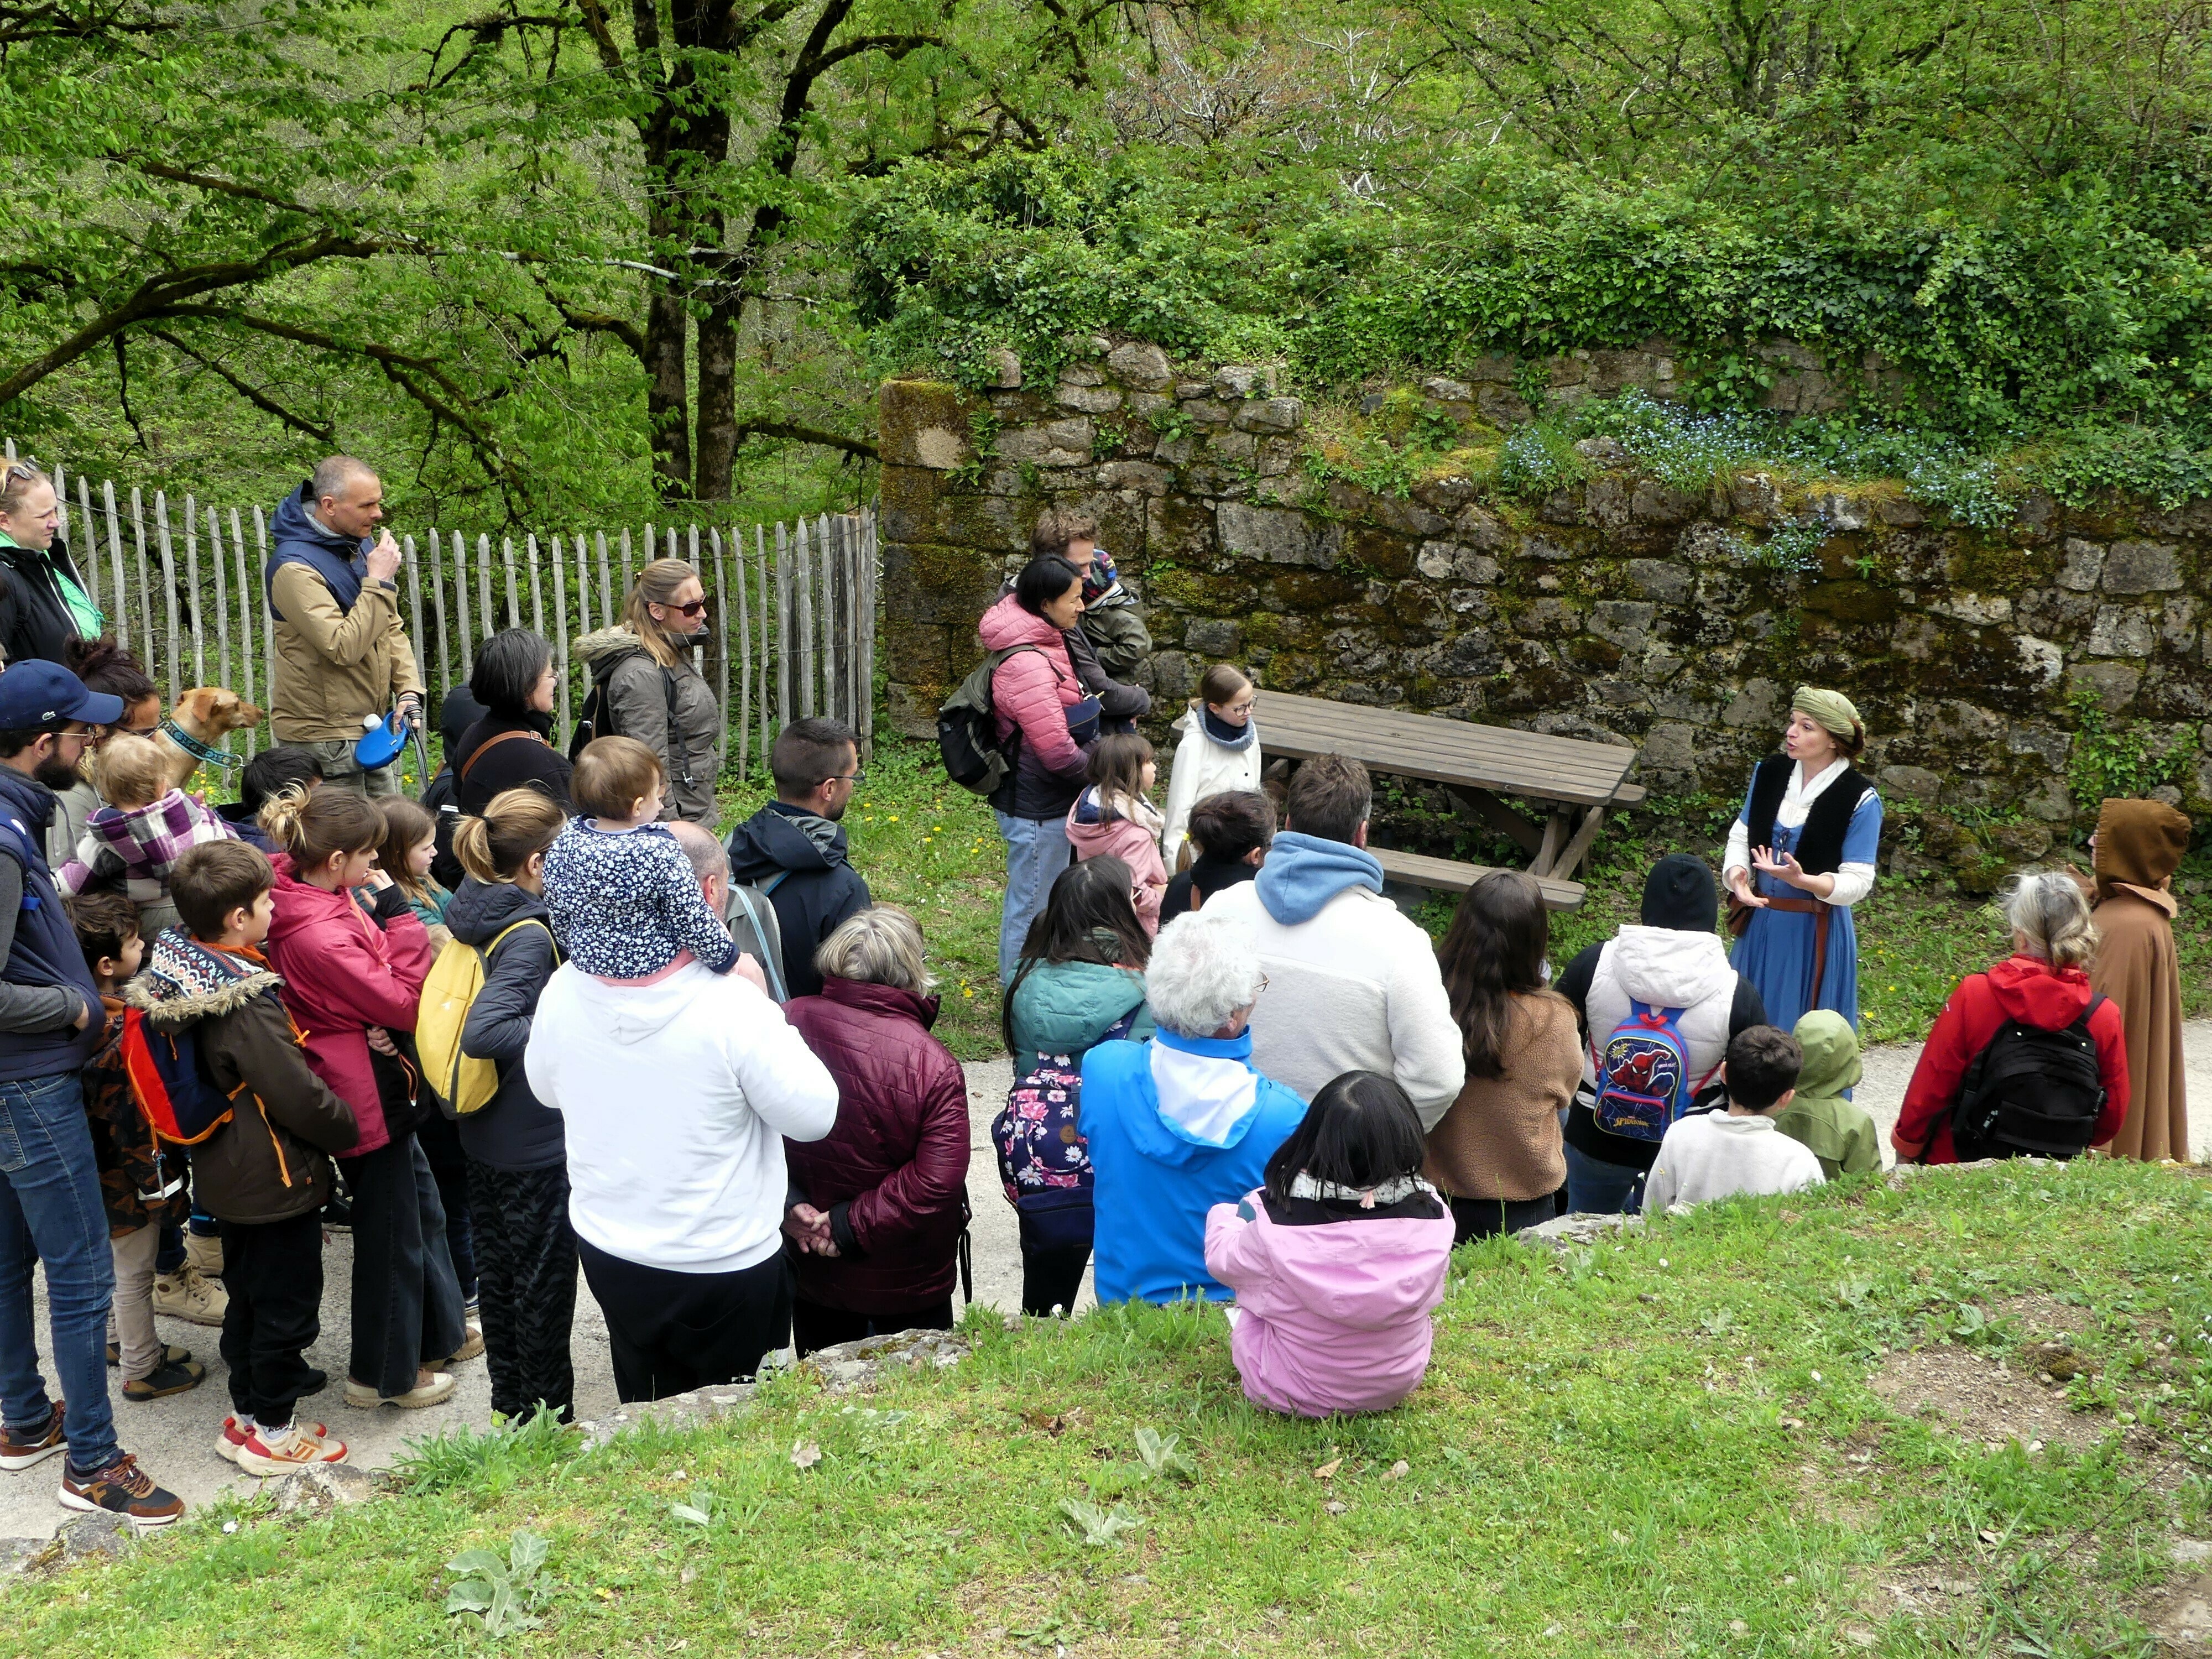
[
  {"xmin": 58, "ymin": 732, "xmax": 234, "ymax": 909},
  {"xmin": 1204, "ymin": 1072, "xmax": 1456, "ymax": 1417},
  {"xmin": 1065, "ymin": 734, "xmax": 1168, "ymax": 936},
  {"xmin": 1644, "ymin": 1025, "xmax": 1824, "ymax": 1212},
  {"xmin": 542, "ymin": 736, "xmax": 738, "ymax": 980},
  {"xmin": 1776, "ymin": 1011, "xmax": 1881, "ymax": 1179},
  {"xmin": 67, "ymin": 890, "xmax": 203, "ymax": 1403},
  {"xmin": 128, "ymin": 841, "xmax": 361, "ymax": 1473}
]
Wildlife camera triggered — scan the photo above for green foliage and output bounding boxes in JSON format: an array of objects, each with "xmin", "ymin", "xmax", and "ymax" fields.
[
  {"xmin": 2067, "ymin": 687, "xmax": 2187, "ymax": 812},
  {"xmin": 444, "ymin": 1529, "xmax": 554, "ymax": 1638}
]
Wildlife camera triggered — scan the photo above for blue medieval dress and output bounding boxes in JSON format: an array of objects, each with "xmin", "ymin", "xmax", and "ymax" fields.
[{"xmin": 1726, "ymin": 757, "xmax": 1883, "ymax": 1033}]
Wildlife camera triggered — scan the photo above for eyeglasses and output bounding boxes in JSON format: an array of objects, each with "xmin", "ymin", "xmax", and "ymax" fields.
[
  {"xmin": 1225, "ymin": 696, "xmax": 1258, "ymax": 715},
  {"xmin": 56, "ymin": 725, "xmax": 94, "ymax": 742},
  {"xmin": 1255, "ymin": 973, "xmax": 1270, "ymax": 995},
  {"xmin": 827, "ymin": 768, "xmax": 866, "ymax": 787}
]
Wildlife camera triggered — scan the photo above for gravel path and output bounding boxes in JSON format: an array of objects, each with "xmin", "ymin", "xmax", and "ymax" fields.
[{"xmin": 6, "ymin": 1023, "xmax": 2207, "ymax": 1540}]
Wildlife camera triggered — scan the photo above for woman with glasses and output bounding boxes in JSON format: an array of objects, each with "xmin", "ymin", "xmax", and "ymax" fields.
[
  {"xmin": 1159, "ymin": 664, "xmax": 1263, "ymax": 872},
  {"xmin": 0, "ymin": 460, "xmax": 104, "ymax": 669},
  {"xmin": 571, "ymin": 558, "xmax": 721, "ymax": 823}
]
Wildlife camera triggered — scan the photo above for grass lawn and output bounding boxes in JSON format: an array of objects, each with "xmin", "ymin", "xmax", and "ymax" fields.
[{"xmin": 19, "ymin": 1159, "xmax": 2212, "ymax": 1655}]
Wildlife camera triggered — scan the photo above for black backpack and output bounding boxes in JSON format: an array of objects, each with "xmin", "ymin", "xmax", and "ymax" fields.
[
  {"xmin": 568, "ymin": 656, "xmax": 683, "ymax": 768},
  {"xmin": 1949, "ymin": 996, "xmax": 2109, "ymax": 1160},
  {"xmin": 936, "ymin": 644, "xmax": 1039, "ymax": 796}
]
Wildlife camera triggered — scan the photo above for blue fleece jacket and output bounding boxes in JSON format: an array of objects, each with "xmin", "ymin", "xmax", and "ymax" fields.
[
  {"xmin": 1253, "ymin": 832, "xmax": 1384, "ymax": 925},
  {"xmin": 1079, "ymin": 1028, "xmax": 1306, "ymax": 1305}
]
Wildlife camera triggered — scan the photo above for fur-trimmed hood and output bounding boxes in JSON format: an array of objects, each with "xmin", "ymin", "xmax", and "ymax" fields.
[
  {"xmin": 122, "ymin": 927, "xmax": 282, "ymax": 1031},
  {"xmin": 572, "ymin": 625, "xmax": 653, "ymax": 666}
]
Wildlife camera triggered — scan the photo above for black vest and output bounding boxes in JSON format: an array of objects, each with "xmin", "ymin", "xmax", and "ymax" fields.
[
  {"xmin": 0, "ymin": 767, "xmax": 103, "ymax": 1079},
  {"xmin": 1744, "ymin": 756, "xmax": 1874, "ymax": 877}
]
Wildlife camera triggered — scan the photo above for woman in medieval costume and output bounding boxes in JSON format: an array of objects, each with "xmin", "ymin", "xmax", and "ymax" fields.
[
  {"xmin": 1722, "ymin": 687, "xmax": 1884, "ymax": 1032},
  {"xmin": 2088, "ymin": 797, "xmax": 2191, "ymax": 1162}
]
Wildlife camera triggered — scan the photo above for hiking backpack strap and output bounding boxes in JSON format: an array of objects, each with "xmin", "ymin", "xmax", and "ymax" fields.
[
  {"xmin": 727, "ymin": 886, "xmax": 787, "ymax": 1003},
  {"xmin": 459, "ymin": 728, "xmax": 543, "ymax": 784}
]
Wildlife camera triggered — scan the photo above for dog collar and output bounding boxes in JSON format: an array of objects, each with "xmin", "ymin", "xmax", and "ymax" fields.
[{"xmin": 159, "ymin": 717, "xmax": 244, "ymax": 770}]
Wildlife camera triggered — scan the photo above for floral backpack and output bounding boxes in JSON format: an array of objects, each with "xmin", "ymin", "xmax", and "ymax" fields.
[{"xmin": 992, "ymin": 1008, "xmax": 1142, "ymax": 1249}]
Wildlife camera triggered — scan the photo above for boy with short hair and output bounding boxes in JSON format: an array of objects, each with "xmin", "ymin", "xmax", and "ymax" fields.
[
  {"xmin": 1776, "ymin": 1011, "xmax": 1882, "ymax": 1180},
  {"xmin": 66, "ymin": 890, "xmax": 202, "ymax": 1402},
  {"xmin": 217, "ymin": 744, "xmax": 326, "ymax": 852},
  {"xmin": 1643, "ymin": 1025, "xmax": 1824, "ymax": 1212},
  {"xmin": 126, "ymin": 839, "xmax": 360, "ymax": 1473}
]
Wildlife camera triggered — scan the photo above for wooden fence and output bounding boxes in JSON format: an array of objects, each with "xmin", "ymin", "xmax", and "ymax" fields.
[{"xmin": 7, "ymin": 450, "xmax": 877, "ymax": 776}]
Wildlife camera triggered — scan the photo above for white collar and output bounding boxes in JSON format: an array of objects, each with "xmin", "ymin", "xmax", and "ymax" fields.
[
  {"xmin": 1149, "ymin": 1042, "xmax": 1256, "ymax": 1145},
  {"xmin": 1788, "ymin": 757, "xmax": 1850, "ymax": 805},
  {"xmin": 1711, "ymin": 1112, "xmax": 1780, "ymax": 1134}
]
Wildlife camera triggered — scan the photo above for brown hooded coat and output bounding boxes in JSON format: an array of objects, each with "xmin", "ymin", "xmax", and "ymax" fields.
[{"xmin": 2089, "ymin": 799, "xmax": 2190, "ymax": 1162}]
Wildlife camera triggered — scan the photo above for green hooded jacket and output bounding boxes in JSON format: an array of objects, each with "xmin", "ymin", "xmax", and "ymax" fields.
[
  {"xmin": 1006, "ymin": 958, "xmax": 1155, "ymax": 1062},
  {"xmin": 1773, "ymin": 1010, "xmax": 1881, "ymax": 1180}
]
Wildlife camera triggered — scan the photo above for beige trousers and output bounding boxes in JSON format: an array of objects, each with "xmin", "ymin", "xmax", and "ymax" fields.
[{"xmin": 108, "ymin": 1223, "xmax": 163, "ymax": 1382}]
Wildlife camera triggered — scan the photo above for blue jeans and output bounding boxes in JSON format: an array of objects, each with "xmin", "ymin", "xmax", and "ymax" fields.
[
  {"xmin": 0, "ymin": 1071, "xmax": 121, "ymax": 1473},
  {"xmin": 1563, "ymin": 1140, "xmax": 1646, "ymax": 1217},
  {"xmin": 995, "ymin": 811, "xmax": 1074, "ymax": 983}
]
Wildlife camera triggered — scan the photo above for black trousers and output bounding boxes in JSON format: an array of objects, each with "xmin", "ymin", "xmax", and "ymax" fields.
[
  {"xmin": 1448, "ymin": 1193, "xmax": 1559, "ymax": 1245},
  {"xmin": 465, "ymin": 1159, "xmax": 578, "ymax": 1423},
  {"xmin": 338, "ymin": 1134, "xmax": 468, "ymax": 1397},
  {"xmin": 414, "ymin": 1112, "xmax": 477, "ymax": 1299},
  {"xmin": 792, "ymin": 1296, "xmax": 954, "ymax": 1359},
  {"xmin": 576, "ymin": 1238, "xmax": 790, "ymax": 1404},
  {"xmin": 220, "ymin": 1209, "xmax": 324, "ymax": 1427},
  {"xmin": 1018, "ymin": 1218, "xmax": 1091, "ymax": 1318}
]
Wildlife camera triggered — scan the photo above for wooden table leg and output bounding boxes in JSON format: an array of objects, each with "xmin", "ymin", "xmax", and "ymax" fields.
[
  {"xmin": 1530, "ymin": 811, "xmax": 1568, "ymax": 877},
  {"xmin": 1447, "ymin": 785, "xmax": 1544, "ymax": 858},
  {"xmin": 1550, "ymin": 807, "xmax": 1608, "ymax": 883}
]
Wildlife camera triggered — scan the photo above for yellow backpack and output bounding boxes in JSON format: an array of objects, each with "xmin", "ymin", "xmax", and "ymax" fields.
[{"xmin": 415, "ymin": 920, "xmax": 556, "ymax": 1116}]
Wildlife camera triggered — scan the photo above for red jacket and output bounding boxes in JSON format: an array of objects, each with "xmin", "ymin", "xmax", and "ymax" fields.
[
  {"xmin": 263, "ymin": 855, "xmax": 435, "ymax": 1155},
  {"xmin": 784, "ymin": 978, "xmax": 971, "ymax": 1314},
  {"xmin": 1894, "ymin": 954, "xmax": 2130, "ymax": 1164}
]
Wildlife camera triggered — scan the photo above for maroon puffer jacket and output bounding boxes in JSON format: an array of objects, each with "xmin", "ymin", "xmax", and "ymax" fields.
[{"xmin": 784, "ymin": 978, "xmax": 971, "ymax": 1314}]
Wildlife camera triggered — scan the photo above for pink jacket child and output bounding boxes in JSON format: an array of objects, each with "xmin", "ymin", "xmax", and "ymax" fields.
[
  {"xmin": 1205, "ymin": 1168, "xmax": 1455, "ymax": 1417},
  {"xmin": 1065, "ymin": 785, "xmax": 1168, "ymax": 935},
  {"xmin": 262, "ymin": 853, "xmax": 435, "ymax": 1156}
]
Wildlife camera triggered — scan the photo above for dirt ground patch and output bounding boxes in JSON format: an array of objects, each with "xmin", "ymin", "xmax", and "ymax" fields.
[
  {"xmin": 1870, "ymin": 1346, "xmax": 2120, "ymax": 1453},
  {"xmin": 2124, "ymin": 1540, "xmax": 2212, "ymax": 1650}
]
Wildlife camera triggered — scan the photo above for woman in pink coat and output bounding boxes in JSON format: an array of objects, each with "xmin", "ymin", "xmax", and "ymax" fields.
[
  {"xmin": 260, "ymin": 786, "xmax": 464, "ymax": 1411},
  {"xmin": 1205, "ymin": 1071, "xmax": 1456, "ymax": 1417},
  {"xmin": 982, "ymin": 557, "xmax": 1101, "ymax": 982},
  {"xmin": 1065, "ymin": 734, "xmax": 1168, "ymax": 935}
]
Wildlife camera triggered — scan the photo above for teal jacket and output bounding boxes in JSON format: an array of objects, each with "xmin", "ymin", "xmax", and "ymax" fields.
[{"xmin": 1006, "ymin": 959, "xmax": 1154, "ymax": 1063}]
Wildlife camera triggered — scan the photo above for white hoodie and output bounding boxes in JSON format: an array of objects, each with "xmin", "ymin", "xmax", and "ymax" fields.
[
  {"xmin": 524, "ymin": 959, "xmax": 839, "ymax": 1275},
  {"xmin": 1577, "ymin": 924, "xmax": 1741, "ymax": 1101}
]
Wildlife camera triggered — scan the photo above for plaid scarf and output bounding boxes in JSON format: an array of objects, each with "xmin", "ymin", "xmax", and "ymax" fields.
[{"xmin": 61, "ymin": 790, "xmax": 236, "ymax": 903}]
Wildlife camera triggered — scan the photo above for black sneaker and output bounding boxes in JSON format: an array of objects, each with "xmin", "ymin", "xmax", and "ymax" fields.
[
  {"xmin": 0, "ymin": 1403, "xmax": 65, "ymax": 1473},
  {"xmin": 320, "ymin": 1194, "xmax": 353, "ymax": 1232},
  {"xmin": 299, "ymin": 1366, "xmax": 329, "ymax": 1397},
  {"xmin": 106, "ymin": 1341, "xmax": 192, "ymax": 1369},
  {"xmin": 122, "ymin": 1360, "xmax": 207, "ymax": 1402},
  {"xmin": 58, "ymin": 1453, "xmax": 184, "ymax": 1530}
]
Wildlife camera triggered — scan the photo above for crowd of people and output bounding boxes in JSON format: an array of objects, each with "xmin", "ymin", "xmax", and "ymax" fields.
[{"xmin": 0, "ymin": 458, "xmax": 2193, "ymax": 1534}]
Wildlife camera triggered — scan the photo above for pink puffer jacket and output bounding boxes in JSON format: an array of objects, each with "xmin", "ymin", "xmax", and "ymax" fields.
[
  {"xmin": 981, "ymin": 594, "xmax": 1090, "ymax": 819},
  {"xmin": 1065, "ymin": 787, "xmax": 1168, "ymax": 935}
]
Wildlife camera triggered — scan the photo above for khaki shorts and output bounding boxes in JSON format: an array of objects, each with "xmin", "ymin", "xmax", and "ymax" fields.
[{"xmin": 300, "ymin": 737, "xmax": 401, "ymax": 799}]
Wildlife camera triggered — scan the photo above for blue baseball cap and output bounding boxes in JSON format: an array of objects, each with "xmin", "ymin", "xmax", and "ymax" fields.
[{"xmin": 0, "ymin": 660, "xmax": 126, "ymax": 731}]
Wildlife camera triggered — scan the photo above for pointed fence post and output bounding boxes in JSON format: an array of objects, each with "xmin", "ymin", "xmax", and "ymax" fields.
[
  {"xmin": 427, "ymin": 530, "xmax": 451, "ymax": 702},
  {"xmin": 774, "ymin": 520, "xmax": 791, "ymax": 733},
  {"xmin": 550, "ymin": 536, "xmax": 571, "ymax": 750},
  {"xmin": 154, "ymin": 493, "xmax": 180, "ymax": 705},
  {"xmin": 572, "ymin": 530, "xmax": 592, "ymax": 637},
  {"xmin": 709, "ymin": 528, "xmax": 728, "ymax": 767},
  {"xmin": 98, "ymin": 481, "xmax": 126, "ymax": 659},
  {"xmin": 596, "ymin": 531, "xmax": 612, "ymax": 627},
  {"xmin": 207, "ymin": 506, "xmax": 231, "ymax": 696},
  {"xmin": 131, "ymin": 487, "xmax": 153, "ymax": 674},
  {"xmin": 503, "ymin": 537, "xmax": 520, "ymax": 629},
  {"xmin": 232, "ymin": 512, "xmax": 257, "ymax": 758},
  {"xmin": 405, "ymin": 529, "xmax": 426, "ymax": 694},
  {"xmin": 526, "ymin": 534, "xmax": 544, "ymax": 640},
  {"xmin": 452, "ymin": 531, "xmax": 474, "ymax": 677},
  {"xmin": 619, "ymin": 528, "xmax": 633, "ymax": 606},
  {"xmin": 183, "ymin": 494, "xmax": 204, "ymax": 687},
  {"xmin": 755, "ymin": 523, "xmax": 769, "ymax": 766},
  {"xmin": 254, "ymin": 507, "xmax": 274, "ymax": 719},
  {"xmin": 477, "ymin": 534, "xmax": 493, "ymax": 641}
]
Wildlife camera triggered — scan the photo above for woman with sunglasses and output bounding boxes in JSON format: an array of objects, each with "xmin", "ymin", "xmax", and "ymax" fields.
[
  {"xmin": 572, "ymin": 558, "xmax": 721, "ymax": 823},
  {"xmin": 0, "ymin": 460, "xmax": 104, "ymax": 670}
]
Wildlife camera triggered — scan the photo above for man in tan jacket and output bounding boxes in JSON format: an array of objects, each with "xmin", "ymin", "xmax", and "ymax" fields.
[{"xmin": 264, "ymin": 457, "xmax": 422, "ymax": 796}]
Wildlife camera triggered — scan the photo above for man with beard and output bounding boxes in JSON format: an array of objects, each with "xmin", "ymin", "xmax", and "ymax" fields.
[
  {"xmin": 0, "ymin": 660, "xmax": 186, "ymax": 1528},
  {"xmin": 724, "ymin": 718, "xmax": 872, "ymax": 1002}
]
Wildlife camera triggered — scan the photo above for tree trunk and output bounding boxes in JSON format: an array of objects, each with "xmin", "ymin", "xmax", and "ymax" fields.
[
  {"xmin": 694, "ymin": 294, "xmax": 739, "ymax": 501},
  {"xmin": 644, "ymin": 282, "xmax": 693, "ymax": 500}
]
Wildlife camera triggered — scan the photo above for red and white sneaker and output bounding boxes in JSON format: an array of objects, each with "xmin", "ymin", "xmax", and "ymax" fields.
[
  {"xmin": 218, "ymin": 1416, "xmax": 335, "ymax": 1464},
  {"xmin": 235, "ymin": 1422, "xmax": 347, "ymax": 1476}
]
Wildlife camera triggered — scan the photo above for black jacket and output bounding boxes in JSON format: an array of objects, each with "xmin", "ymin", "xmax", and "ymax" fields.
[
  {"xmin": 448, "ymin": 877, "xmax": 565, "ymax": 1172},
  {"xmin": 1159, "ymin": 851, "xmax": 1260, "ymax": 926},
  {"xmin": 0, "ymin": 537, "xmax": 94, "ymax": 668},
  {"xmin": 723, "ymin": 801, "xmax": 872, "ymax": 1002},
  {"xmin": 455, "ymin": 712, "xmax": 573, "ymax": 817}
]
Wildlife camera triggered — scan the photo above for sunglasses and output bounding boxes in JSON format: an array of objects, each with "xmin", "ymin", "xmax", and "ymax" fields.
[{"xmin": 659, "ymin": 598, "xmax": 709, "ymax": 619}]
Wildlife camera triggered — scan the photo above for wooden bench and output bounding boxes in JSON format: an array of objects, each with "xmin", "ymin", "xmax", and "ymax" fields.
[
  {"xmin": 1255, "ymin": 691, "xmax": 1645, "ymax": 907},
  {"xmin": 1371, "ymin": 846, "xmax": 1586, "ymax": 911}
]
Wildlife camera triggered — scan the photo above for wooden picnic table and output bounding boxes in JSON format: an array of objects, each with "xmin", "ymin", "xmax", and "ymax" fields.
[{"xmin": 1254, "ymin": 691, "xmax": 1645, "ymax": 909}]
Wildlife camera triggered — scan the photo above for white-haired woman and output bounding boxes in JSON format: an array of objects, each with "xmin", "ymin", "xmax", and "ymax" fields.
[
  {"xmin": 0, "ymin": 458, "xmax": 104, "ymax": 666},
  {"xmin": 1077, "ymin": 909, "xmax": 1307, "ymax": 1306},
  {"xmin": 780, "ymin": 907, "xmax": 971, "ymax": 1355},
  {"xmin": 1893, "ymin": 872, "xmax": 2129, "ymax": 1164},
  {"xmin": 572, "ymin": 557, "xmax": 719, "ymax": 823}
]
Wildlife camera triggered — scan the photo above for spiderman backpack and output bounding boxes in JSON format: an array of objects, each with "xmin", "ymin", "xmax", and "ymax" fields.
[
  {"xmin": 1590, "ymin": 999, "xmax": 1694, "ymax": 1144},
  {"xmin": 120, "ymin": 1008, "xmax": 240, "ymax": 1145}
]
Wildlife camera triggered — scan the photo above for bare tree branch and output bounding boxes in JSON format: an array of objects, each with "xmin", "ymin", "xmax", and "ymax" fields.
[{"xmin": 145, "ymin": 326, "xmax": 337, "ymax": 446}]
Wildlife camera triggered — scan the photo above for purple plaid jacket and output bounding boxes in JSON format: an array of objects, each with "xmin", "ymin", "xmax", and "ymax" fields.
[{"xmin": 60, "ymin": 789, "xmax": 237, "ymax": 902}]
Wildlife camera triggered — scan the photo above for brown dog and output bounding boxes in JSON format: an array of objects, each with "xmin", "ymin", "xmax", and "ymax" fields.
[{"xmin": 157, "ymin": 686, "xmax": 265, "ymax": 789}]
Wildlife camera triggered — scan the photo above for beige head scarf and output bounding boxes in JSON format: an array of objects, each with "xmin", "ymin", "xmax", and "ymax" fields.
[{"xmin": 1792, "ymin": 687, "xmax": 1864, "ymax": 748}]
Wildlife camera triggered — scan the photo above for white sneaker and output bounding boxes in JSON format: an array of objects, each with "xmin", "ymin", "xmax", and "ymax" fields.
[
  {"xmin": 343, "ymin": 1372, "xmax": 455, "ymax": 1410},
  {"xmin": 151, "ymin": 1266, "xmax": 228, "ymax": 1327}
]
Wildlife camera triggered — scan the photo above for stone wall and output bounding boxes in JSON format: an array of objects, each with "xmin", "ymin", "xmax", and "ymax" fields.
[{"xmin": 879, "ymin": 343, "xmax": 2212, "ymax": 867}]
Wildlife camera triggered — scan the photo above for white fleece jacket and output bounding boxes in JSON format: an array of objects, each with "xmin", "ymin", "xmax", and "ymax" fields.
[
  {"xmin": 1206, "ymin": 876, "xmax": 1466, "ymax": 1128},
  {"xmin": 524, "ymin": 958, "xmax": 839, "ymax": 1275},
  {"xmin": 1643, "ymin": 1112, "xmax": 1824, "ymax": 1212},
  {"xmin": 1159, "ymin": 708, "xmax": 1266, "ymax": 869}
]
